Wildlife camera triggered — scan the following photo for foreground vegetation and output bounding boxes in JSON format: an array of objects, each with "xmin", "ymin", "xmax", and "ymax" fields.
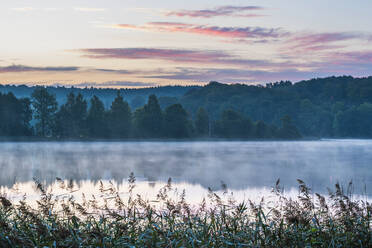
[{"xmin": 0, "ymin": 176, "xmax": 370, "ymax": 247}]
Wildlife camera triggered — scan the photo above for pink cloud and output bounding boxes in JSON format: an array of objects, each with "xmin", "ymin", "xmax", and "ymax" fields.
[
  {"xmin": 293, "ymin": 32, "xmax": 357, "ymax": 44},
  {"xmin": 77, "ymin": 48, "xmax": 299, "ymax": 70},
  {"xmin": 286, "ymin": 32, "xmax": 370, "ymax": 53},
  {"xmin": 319, "ymin": 51, "xmax": 372, "ymax": 73},
  {"xmin": 330, "ymin": 51, "xmax": 372, "ymax": 63},
  {"xmin": 79, "ymin": 48, "xmax": 228, "ymax": 62},
  {"xmin": 0, "ymin": 65, "xmax": 79, "ymax": 73},
  {"xmin": 113, "ymin": 22, "xmax": 284, "ymax": 40},
  {"xmin": 165, "ymin": 6, "xmax": 265, "ymax": 18},
  {"xmin": 142, "ymin": 67, "xmax": 329, "ymax": 84}
]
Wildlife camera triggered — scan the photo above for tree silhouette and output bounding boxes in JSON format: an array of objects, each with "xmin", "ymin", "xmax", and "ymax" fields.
[
  {"xmin": 31, "ymin": 87, "xmax": 58, "ymax": 137},
  {"xmin": 108, "ymin": 91, "xmax": 132, "ymax": 138},
  {"xmin": 0, "ymin": 85, "xmax": 313, "ymax": 139},
  {"xmin": 214, "ymin": 109, "xmax": 253, "ymax": 138},
  {"xmin": 87, "ymin": 95, "xmax": 107, "ymax": 138},
  {"xmin": 164, "ymin": 104, "xmax": 191, "ymax": 138},
  {"xmin": 0, "ymin": 92, "xmax": 32, "ymax": 136},
  {"xmin": 134, "ymin": 95, "xmax": 163, "ymax": 138},
  {"xmin": 55, "ymin": 93, "xmax": 87, "ymax": 138}
]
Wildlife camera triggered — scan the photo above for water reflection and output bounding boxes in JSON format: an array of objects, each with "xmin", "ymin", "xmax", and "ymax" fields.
[
  {"xmin": 1, "ymin": 179, "xmax": 298, "ymax": 206},
  {"xmin": 0, "ymin": 140, "xmax": 371, "ymax": 195}
]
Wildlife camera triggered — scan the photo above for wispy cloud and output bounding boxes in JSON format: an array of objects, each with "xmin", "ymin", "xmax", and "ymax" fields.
[
  {"xmin": 142, "ymin": 67, "xmax": 324, "ymax": 83},
  {"xmin": 335, "ymin": 51, "xmax": 372, "ymax": 63},
  {"xmin": 94, "ymin": 68, "xmax": 134, "ymax": 74},
  {"xmin": 74, "ymin": 7, "xmax": 106, "ymax": 12},
  {"xmin": 2, "ymin": 52, "xmax": 371, "ymax": 86},
  {"xmin": 77, "ymin": 48, "xmax": 297, "ymax": 70},
  {"xmin": 76, "ymin": 42, "xmax": 372, "ymax": 83},
  {"xmin": 134, "ymin": 49, "xmax": 372, "ymax": 83},
  {"xmin": 286, "ymin": 32, "xmax": 372, "ymax": 53},
  {"xmin": 165, "ymin": 6, "xmax": 265, "ymax": 18},
  {"xmin": 0, "ymin": 65, "xmax": 79, "ymax": 73},
  {"xmin": 319, "ymin": 50, "xmax": 372, "ymax": 73},
  {"xmin": 111, "ymin": 22, "xmax": 284, "ymax": 41},
  {"xmin": 79, "ymin": 48, "xmax": 228, "ymax": 62},
  {"xmin": 107, "ymin": 21, "xmax": 372, "ymax": 48}
]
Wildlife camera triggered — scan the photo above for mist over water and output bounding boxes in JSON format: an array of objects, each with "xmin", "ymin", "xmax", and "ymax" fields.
[{"xmin": 0, "ymin": 140, "xmax": 371, "ymax": 196}]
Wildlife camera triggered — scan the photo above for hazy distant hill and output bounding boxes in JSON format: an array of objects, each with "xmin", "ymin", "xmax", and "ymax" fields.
[
  {"xmin": 179, "ymin": 76, "xmax": 372, "ymax": 137},
  {"xmin": 0, "ymin": 85, "xmax": 200, "ymax": 110}
]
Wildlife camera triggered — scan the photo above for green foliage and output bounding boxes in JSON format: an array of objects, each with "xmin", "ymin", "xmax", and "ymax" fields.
[
  {"xmin": 0, "ymin": 90, "xmax": 304, "ymax": 140},
  {"xmin": 0, "ymin": 177, "xmax": 370, "ymax": 247},
  {"xmin": 5, "ymin": 75, "xmax": 372, "ymax": 139},
  {"xmin": 214, "ymin": 109, "xmax": 254, "ymax": 138},
  {"xmin": 164, "ymin": 104, "xmax": 192, "ymax": 138},
  {"xmin": 108, "ymin": 91, "xmax": 132, "ymax": 138},
  {"xmin": 19, "ymin": 98, "xmax": 33, "ymax": 134},
  {"xmin": 54, "ymin": 93, "xmax": 88, "ymax": 138},
  {"xmin": 195, "ymin": 107, "xmax": 209, "ymax": 136},
  {"xmin": 0, "ymin": 92, "xmax": 32, "ymax": 136},
  {"xmin": 278, "ymin": 115, "xmax": 302, "ymax": 139},
  {"xmin": 334, "ymin": 102, "xmax": 372, "ymax": 137},
  {"xmin": 180, "ymin": 76, "xmax": 372, "ymax": 138},
  {"xmin": 87, "ymin": 95, "xmax": 108, "ymax": 138},
  {"xmin": 134, "ymin": 95, "xmax": 164, "ymax": 138},
  {"xmin": 31, "ymin": 87, "xmax": 58, "ymax": 137}
]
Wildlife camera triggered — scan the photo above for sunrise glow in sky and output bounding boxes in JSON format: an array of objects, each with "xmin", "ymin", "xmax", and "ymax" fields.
[{"xmin": 1, "ymin": 0, "xmax": 372, "ymax": 88}]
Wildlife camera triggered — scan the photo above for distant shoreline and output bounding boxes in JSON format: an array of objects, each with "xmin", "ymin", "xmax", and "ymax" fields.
[
  {"xmin": 0, "ymin": 137, "xmax": 341, "ymax": 143},
  {"xmin": 3, "ymin": 137, "xmax": 372, "ymax": 143}
]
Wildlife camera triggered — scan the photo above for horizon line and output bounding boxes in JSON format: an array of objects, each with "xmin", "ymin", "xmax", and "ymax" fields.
[{"xmin": 0, "ymin": 74, "xmax": 371, "ymax": 90}]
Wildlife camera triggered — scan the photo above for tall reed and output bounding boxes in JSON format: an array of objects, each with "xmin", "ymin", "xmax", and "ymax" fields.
[{"xmin": 0, "ymin": 176, "xmax": 371, "ymax": 247}]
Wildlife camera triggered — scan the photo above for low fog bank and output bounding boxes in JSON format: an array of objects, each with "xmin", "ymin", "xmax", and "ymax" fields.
[{"xmin": 0, "ymin": 140, "xmax": 371, "ymax": 195}]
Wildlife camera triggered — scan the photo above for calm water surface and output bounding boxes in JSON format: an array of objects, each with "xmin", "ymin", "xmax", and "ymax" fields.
[{"xmin": 0, "ymin": 140, "xmax": 371, "ymax": 202}]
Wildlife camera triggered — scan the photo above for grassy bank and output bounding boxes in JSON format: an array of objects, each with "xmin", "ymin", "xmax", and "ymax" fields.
[{"xmin": 0, "ymin": 176, "xmax": 371, "ymax": 247}]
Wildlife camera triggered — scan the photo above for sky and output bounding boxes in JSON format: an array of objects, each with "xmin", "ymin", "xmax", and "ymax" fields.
[{"xmin": 0, "ymin": 0, "xmax": 372, "ymax": 88}]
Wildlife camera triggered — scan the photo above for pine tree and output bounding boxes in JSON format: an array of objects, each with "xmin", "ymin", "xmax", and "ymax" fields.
[
  {"xmin": 55, "ymin": 93, "xmax": 87, "ymax": 138},
  {"xmin": 31, "ymin": 87, "xmax": 58, "ymax": 137},
  {"xmin": 87, "ymin": 95, "xmax": 107, "ymax": 138},
  {"xmin": 108, "ymin": 91, "xmax": 132, "ymax": 138},
  {"xmin": 164, "ymin": 104, "xmax": 191, "ymax": 138},
  {"xmin": 133, "ymin": 94, "xmax": 163, "ymax": 138}
]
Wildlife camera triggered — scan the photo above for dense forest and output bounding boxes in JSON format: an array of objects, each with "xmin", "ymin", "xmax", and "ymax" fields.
[
  {"xmin": 181, "ymin": 76, "xmax": 372, "ymax": 138},
  {"xmin": 2, "ymin": 75, "xmax": 372, "ymax": 139},
  {"xmin": 0, "ymin": 87, "xmax": 300, "ymax": 139}
]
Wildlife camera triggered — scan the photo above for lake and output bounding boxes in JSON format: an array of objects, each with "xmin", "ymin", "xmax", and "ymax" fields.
[{"xmin": 0, "ymin": 140, "xmax": 371, "ymax": 203}]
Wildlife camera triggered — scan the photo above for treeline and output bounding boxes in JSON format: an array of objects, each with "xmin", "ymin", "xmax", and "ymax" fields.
[
  {"xmin": 0, "ymin": 84, "xmax": 198, "ymax": 109},
  {"xmin": 5, "ymin": 75, "xmax": 372, "ymax": 139},
  {"xmin": 4, "ymin": 76, "xmax": 372, "ymax": 138},
  {"xmin": 0, "ymin": 87, "xmax": 301, "ymax": 139},
  {"xmin": 180, "ymin": 76, "xmax": 372, "ymax": 138}
]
